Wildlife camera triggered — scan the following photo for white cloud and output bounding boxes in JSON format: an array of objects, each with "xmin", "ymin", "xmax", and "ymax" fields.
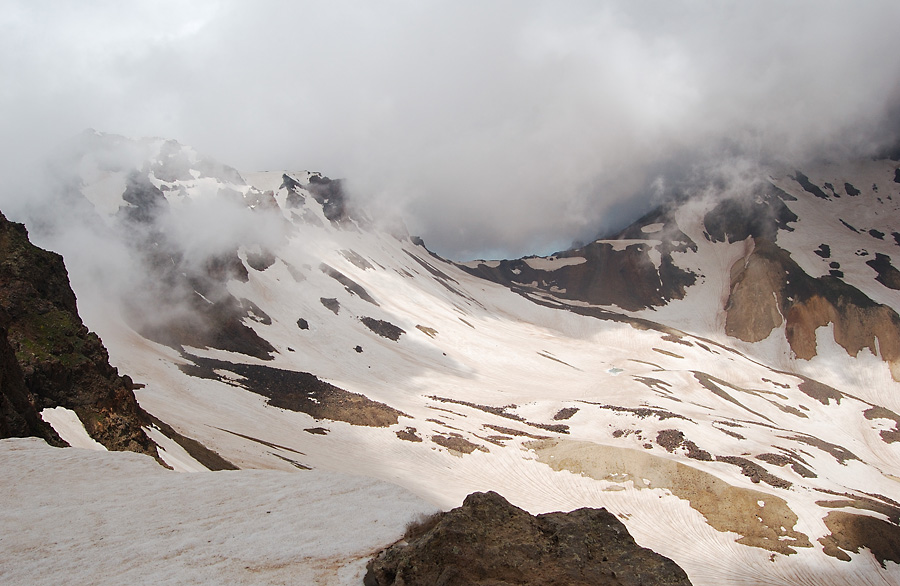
[{"xmin": 2, "ymin": 1, "xmax": 899, "ymax": 259}]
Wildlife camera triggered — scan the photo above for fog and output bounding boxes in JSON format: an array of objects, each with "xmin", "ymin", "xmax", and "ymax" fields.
[{"xmin": 2, "ymin": 1, "xmax": 900, "ymax": 259}]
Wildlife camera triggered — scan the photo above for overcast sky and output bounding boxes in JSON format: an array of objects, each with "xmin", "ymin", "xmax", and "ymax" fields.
[{"xmin": 2, "ymin": 1, "xmax": 900, "ymax": 259}]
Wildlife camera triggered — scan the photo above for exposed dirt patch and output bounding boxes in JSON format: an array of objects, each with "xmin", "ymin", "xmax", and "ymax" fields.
[
  {"xmin": 304, "ymin": 427, "xmax": 328, "ymax": 435},
  {"xmin": 530, "ymin": 439, "xmax": 811, "ymax": 555},
  {"xmin": 180, "ymin": 354, "xmax": 404, "ymax": 427},
  {"xmin": 796, "ymin": 376, "xmax": 844, "ymax": 405},
  {"xmin": 864, "ymin": 406, "xmax": 900, "ymax": 443},
  {"xmin": 537, "ymin": 351, "xmax": 580, "ymax": 369},
  {"xmin": 819, "ymin": 511, "xmax": 900, "ymax": 567},
  {"xmin": 415, "ymin": 325, "xmax": 437, "ymax": 338},
  {"xmin": 652, "ymin": 348, "xmax": 683, "ymax": 359},
  {"xmin": 396, "ymin": 427, "xmax": 422, "ymax": 442},
  {"xmin": 360, "ymin": 317, "xmax": 405, "ymax": 341},
  {"xmin": 296, "ymin": 318, "xmax": 309, "ymax": 330}
]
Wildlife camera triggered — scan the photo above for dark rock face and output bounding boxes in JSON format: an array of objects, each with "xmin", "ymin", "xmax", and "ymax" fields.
[
  {"xmin": 463, "ymin": 210, "xmax": 697, "ymax": 312},
  {"xmin": 117, "ymin": 170, "xmax": 276, "ymax": 361},
  {"xmin": 0, "ymin": 309, "xmax": 62, "ymax": 444},
  {"xmin": 867, "ymin": 253, "xmax": 900, "ymax": 290},
  {"xmin": 306, "ymin": 174, "xmax": 349, "ymax": 223},
  {"xmin": 365, "ymin": 491, "xmax": 692, "ymax": 586},
  {"xmin": 702, "ymin": 185, "xmax": 797, "ymax": 243},
  {"xmin": 0, "ymin": 211, "xmax": 154, "ymax": 455}
]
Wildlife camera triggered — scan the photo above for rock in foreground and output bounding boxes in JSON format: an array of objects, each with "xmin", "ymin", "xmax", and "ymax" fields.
[{"xmin": 365, "ymin": 491, "xmax": 692, "ymax": 586}]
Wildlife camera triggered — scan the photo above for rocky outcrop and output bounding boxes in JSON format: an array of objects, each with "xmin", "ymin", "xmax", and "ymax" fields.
[
  {"xmin": 365, "ymin": 491, "xmax": 692, "ymax": 586},
  {"xmin": 0, "ymin": 308, "xmax": 62, "ymax": 444},
  {"xmin": 0, "ymin": 211, "xmax": 155, "ymax": 455}
]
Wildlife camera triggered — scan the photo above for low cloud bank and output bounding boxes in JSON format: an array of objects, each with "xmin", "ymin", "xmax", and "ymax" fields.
[{"xmin": 2, "ymin": 2, "xmax": 900, "ymax": 259}]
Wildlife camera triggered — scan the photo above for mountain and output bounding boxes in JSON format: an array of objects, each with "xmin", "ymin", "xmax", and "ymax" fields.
[{"xmin": 7, "ymin": 130, "xmax": 900, "ymax": 584}]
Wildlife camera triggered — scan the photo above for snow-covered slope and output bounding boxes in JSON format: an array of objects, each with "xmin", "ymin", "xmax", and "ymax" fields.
[
  {"xmin": 0, "ymin": 437, "xmax": 435, "ymax": 585},
  {"xmin": 21, "ymin": 132, "xmax": 900, "ymax": 585}
]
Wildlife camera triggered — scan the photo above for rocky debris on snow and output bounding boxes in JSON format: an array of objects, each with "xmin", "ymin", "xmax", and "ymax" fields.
[
  {"xmin": 866, "ymin": 253, "xmax": 900, "ymax": 290},
  {"xmin": 364, "ymin": 490, "xmax": 692, "ymax": 586},
  {"xmin": 180, "ymin": 353, "xmax": 405, "ymax": 427},
  {"xmin": 360, "ymin": 317, "xmax": 405, "ymax": 341},
  {"xmin": 321, "ymin": 263, "xmax": 379, "ymax": 305},
  {"xmin": 320, "ymin": 297, "xmax": 340, "ymax": 315},
  {"xmin": 793, "ymin": 171, "xmax": 830, "ymax": 199},
  {"xmin": 552, "ymin": 406, "xmax": 579, "ymax": 420},
  {"xmin": 428, "ymin": 395, "xmax": 569, "ymax": 434},
  {"xmin": 431, "ymin": 433, "xmax": 488, "ymax": 455},
  {"xmin": 756, "ymin": 452, "xmax": 816, "ymax": 478},
  {"xmin": 0, "ymin": 211, "xmax": 155, "ymax": 456},
  {"xmin": 655, "ymin": 429, "xmax": 711, "ymax": 461}
]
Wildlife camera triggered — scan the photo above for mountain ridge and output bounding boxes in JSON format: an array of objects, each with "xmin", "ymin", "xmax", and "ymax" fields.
[{"xmin": 7, "ymin": 131, "xmax": 900, "ymax": 585}]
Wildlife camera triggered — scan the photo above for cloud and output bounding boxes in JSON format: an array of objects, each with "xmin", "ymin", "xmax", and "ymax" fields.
[{"xmin": 2, "ymin": 1, "xmax": 900, "ymax": 259}]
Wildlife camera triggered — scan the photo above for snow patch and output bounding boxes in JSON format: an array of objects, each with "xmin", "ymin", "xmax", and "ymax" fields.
[{"xmin": 40, "ymin": 407, "xmax": 106, "ymax": 451}]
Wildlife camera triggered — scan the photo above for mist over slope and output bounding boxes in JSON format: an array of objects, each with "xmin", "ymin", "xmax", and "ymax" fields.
[
  {"xmin": 4, "ymin": 1, "xmax": 900, "ymax": 259},
  {"xmin": 5, "ymin": 131, "xmax": 897, "ymax": 585}
]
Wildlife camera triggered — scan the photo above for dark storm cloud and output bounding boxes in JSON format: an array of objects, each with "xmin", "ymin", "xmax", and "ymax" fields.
[{"xmin": 2, "ymin": 1, "xmax": 900, "ymax": 259}]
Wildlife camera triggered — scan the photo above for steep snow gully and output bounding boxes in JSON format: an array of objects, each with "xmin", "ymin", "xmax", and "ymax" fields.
[{"xmin": 3, "ymin": 131, "xmax": 900, "ymax": 585}]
